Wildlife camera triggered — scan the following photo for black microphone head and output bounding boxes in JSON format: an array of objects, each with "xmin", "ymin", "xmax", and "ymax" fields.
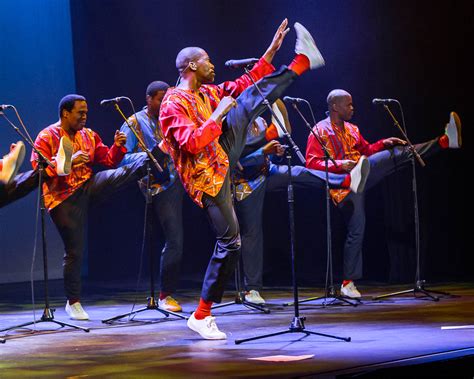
[{"xmin": 225, "ymin": 58, "xmax": 258, "ymax": 68}]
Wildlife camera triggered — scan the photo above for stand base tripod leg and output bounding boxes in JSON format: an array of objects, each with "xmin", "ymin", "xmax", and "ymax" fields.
[
  {"xmin": 373, "ymin": 285, "xmax": 448, "ymax": 301},
  {"xmin": 1, "ymin": 310, "xmax": 90, "ymax": 336},
  {"xmin": 102, "ymin": 304, "xmax": 188, "ymax": 324},
  {"xmin": 285, "ymin": 295, "xmax": 358, "ymax": 307},
  {"xmin": 235, "ymin": 321, "xmax": 351, "ymax": 345}
]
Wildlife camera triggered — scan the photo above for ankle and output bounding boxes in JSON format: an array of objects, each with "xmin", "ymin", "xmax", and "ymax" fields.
[
  {"xmin": 68, "ymin": 298, "xmax": 80, "ymax": 305},
  {"xmin": 159, "ymin": 291, "xmax": 170, "ymax": 301},
  {"xmin": 438, "ymin": 135, "xmax": 449, "ymax": 149},
  {"xmin": 194, "ymin": 298, "xmax": 213, "ymax": 320},
  {"xmin": 342, "ymin": 280, "xmax": 353, "ymax": 287},
  {"xmin": 288, "ymin": 54, "xmax": 310, "ymax": 75}
]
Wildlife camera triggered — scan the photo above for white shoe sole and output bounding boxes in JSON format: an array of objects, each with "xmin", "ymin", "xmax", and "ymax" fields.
[
  {"xmin": 1, "ymin": 142, "xmax": 25, "ymax": 184},
  {"xmin": 56, "ymin": 137, "xmax": 73, "ymax": 176},
  {"xmin": 294, "ymin": 22, "xmax": 325, "ymax": 69}
]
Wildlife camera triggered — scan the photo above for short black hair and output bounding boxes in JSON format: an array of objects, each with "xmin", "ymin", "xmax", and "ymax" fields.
[
  {"xmin": 146, "ymin": 81, "xmax": 170, "ymax": 97},
  {"xmin": 58, "ymin": 94, "xmax": 86, "ymax": 118}
]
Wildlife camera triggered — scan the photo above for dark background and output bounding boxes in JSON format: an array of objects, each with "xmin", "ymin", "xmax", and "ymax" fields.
[{"xmin": 2, "ymin": 0, "xmax": 471, "ymax": 287}]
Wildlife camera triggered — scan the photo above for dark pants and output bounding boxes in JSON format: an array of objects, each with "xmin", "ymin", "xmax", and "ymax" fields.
[
  {"xmin": 237, "ymin": 164, "xmax": 349, "ymax": 290},
  {"xmin": 200, "ymin": 67, "xmax": 298, "ymax": 302},
  {"xmin": 0, "ymin": 170, "xmax": 38, "ymax": 208},
  {"xmin": 338, "ymin": 138, "xmax": 441, "ymax": 280},
  {"xmin": 50, "ymin": 153, "xmax": 148, "ymax": 300},
  {"xmin": 152, "ymin": 179, "xmax": 185, "ymax": 294}
]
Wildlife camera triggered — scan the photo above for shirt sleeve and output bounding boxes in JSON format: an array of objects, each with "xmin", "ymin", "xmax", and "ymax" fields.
[
  {"xmin": 217, "ymin": 57, "xmax": 275, "ymax": 99},
  {"xmin": 356, "ymin": 132, "xmax": 386, "ymax": 156},
  {"xmin": 305, "ymin": 128, "xmax": 344, "ymax": 173},
  {"xmin": 31, "ymin": 130, "xmax": 58, "ymax": 177},
  {"xmin": 160, "ymin": 98, "xmax": 222, "ymax": 154},
  {"xmin": 239, "ymin": 147, "xmax": 266, "ymax": 167},
  {"xmin": 93, "ymin": 131, "xmax": 127, "ymax": 167}
]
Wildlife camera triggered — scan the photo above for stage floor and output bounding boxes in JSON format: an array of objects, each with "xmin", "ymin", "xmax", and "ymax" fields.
[{"xmin": 1, "ymin": 281, "xmax": 473, "ymax": 378}]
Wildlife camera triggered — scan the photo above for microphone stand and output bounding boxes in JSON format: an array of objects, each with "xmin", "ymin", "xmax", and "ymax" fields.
[
  {"xmin": 0, "ymin": 108, "xmax": 89, "ymax": 342},
  {"xmin": 372, "ymin": 103, "xmax": 450, "ymax": 301},
  {"xmin": 283, "ymin": 103, "xmax": 358, "ymax": 308},
  {"xmin": 101, "ymin": 101, "xmax": 187, "ymax": 324},
  {"xmin": 235, "ymin": 67, "xmax": 350, "ymax": 345}
]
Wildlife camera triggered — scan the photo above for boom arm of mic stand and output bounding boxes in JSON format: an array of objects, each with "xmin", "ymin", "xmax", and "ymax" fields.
[
  {"xmin": 290, "ymin": 102, "xmax": 338, "ymax": 168},
  {"xmin": 243, "ymin": 67, "xmax": 305, "ymax": 165},
  {"xmin": 1, "ymin": 111, "xmax": 54, "ymax": 168},
  {"xmin": 382, "ymin": 104, "xmax": 425, "ymax": 168},
  {"xmin": 112, "ymin": 103, "xmax": 163, "ymax": 172}
]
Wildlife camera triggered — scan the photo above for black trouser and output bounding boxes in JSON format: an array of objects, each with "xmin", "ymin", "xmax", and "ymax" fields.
[
  {"xmin": 50, "ymin": 154, "xmax": 148, "ymax": 300},
  {"xmin": 338, "ymin": 138, "xmax": 441, "ymax": 280},
  {"xmin": 0, "ymin": 170, "xmax": 38, "ymax": 208},
  {"xmin": 237, "ymin": 164, "xmax": 349, "ymax": 291},
  {"xmin": 152, "ymin": 179, "xmax": 185, "ymax": 295},
  {"xmin": 200, "ymin": 67, "xmax": 298, "ymax": 303}
]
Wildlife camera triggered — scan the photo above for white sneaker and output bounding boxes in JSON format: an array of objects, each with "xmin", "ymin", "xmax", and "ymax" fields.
[
  {"xmin": 158, "ymin": 296, "xmax": 183, "ymax": 312},
  {"xmin": 445, "ymin": 111, "xmax": 462, "ymax": 148},
  {"xmin": 294, "ymin": 22, "xmax": 325, "ymax": 69},
  {"xmin": 0, "ymin": 141, "xmax": 25, "ymax": 184},
  {"xmin": 65, "ymin": 301, "xmax": 89, "ymax": 320},
  {"xmin": 56, "ymin": 136, "xmax": 73, "ymax": 176},
  {"xmin": 350, "ymin": 156, "xmax": 370, "ymax": 194},
  {"xmin": 341, "ymin": 282, "xmax": 362, "ymax": 299},
  {"xmin": 245, "ymin": 290, "xmax": 266, "ymax": 305},
  {"xmin": 187, "ymin": 312, "xmax": 227, "ymax": 340}
]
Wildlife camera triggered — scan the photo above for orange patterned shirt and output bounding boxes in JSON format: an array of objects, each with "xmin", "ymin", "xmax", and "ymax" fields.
[
  {"xmin": 159, "ymin": 57, "xmax": 275, "ymax": 207},
  {"xmin": 31, "ymin": 122, "xmax": 126, "ymax": 211},
  {"xmin": 306, "ymin": 117, "xmax": 385, "ymax": 203}
]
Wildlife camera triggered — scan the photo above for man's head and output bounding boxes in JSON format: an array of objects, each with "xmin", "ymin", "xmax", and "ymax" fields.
[
  {"xmin": 175, "ymin": 47, "xmax": 215, "ymax": 84},
  {"xmin": 327, "ymin": 89, "xmax": 354, "ymax": 122},
  {"xmin": 58, "ymin": 94, "xmax": 87, "ymax": 132},
  {"xmin": 146, "ymin": 81, "xmax": 170, "ymax": 117}
]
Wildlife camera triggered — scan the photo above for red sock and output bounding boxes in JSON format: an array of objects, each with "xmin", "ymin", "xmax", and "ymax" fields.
[
  {"xmin": 342, "ymin": 280, "xmax": 352, "ymax": 287},
  {"xmin": 68, "ymin": 298, "xmax": 80, "ymax": 305},
  {"xmin": 288, "ymin": 54, "xmax": 310, "ymax": 75},
  {"xmin": 194, "ymin": 298, "xmax": 213, "ymax": 320},
  {"xmin": 438, "ymin": 135, "xmax": 449, "ymax": 149},
  {"xmin": 159, "ymin": 291, "xmax": 170, "ymax": 301},
  {"xmin": 341, "ymin": 175, "xmax": 351, "ymax": 189},
  {"xmin": 0, "ymin": 161, "xmax": 3, "ymax": 171}
]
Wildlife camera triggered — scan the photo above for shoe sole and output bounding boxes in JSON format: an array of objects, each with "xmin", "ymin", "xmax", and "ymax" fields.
[
  {"xmin": 2, "ymin": 142, "xmax": 25, "ymax": 184},
  {"xmin": 450, "ymin": 111, "xmax": 462, "ymax": 148},
  {"xmin": 294, "ymin": 22, "xmax": 325, "ymax": 69},
  {"xmin": 357, "ymin": 157, "xmax": 370, "ymax": 193},
  {"xmin": 57, "ymin": 137, "xmax": 73, "ymax": 176}
]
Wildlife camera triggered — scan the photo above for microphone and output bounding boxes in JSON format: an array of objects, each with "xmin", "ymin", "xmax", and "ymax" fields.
[
  {"xmin": 372, "ymin": 98, "xmax": 397, "ymax": 105},
  {"xmin": 283, "ymin": 96, "xmax": 305, "ymax": 103},
  {"xmin": 0, "ymin": 104, "xmax": 14, "ymax": 111},
  {"xmin": 224, "ymin": 58, "xmax": 258, "ymax": 68},
  {"xmin": 100, "ymin": 97, "xmax": 127, "ymax": 106}
]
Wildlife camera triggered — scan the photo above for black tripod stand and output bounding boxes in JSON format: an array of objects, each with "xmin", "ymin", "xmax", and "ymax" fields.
[
  {"xmin": 284, "ymin": 104, "xmax": 358, "ymax": 308},
  {"xmin": 0, "ymin": 107, "xmax": 89, "ymax": 342},
  {"xmin": 372, "ymin": 102, "xmax": 450, "ymax": 302},
  {"xmin": 234, "ymin": 68, "xmax": 351, "ymax": 344},
  {"xmin": 101, "ymin": 100, "xmax": 187, "ymax": 323},
  {"xmin": 235, "ymin": 148, "xmax": 351, "ymax": 344}
]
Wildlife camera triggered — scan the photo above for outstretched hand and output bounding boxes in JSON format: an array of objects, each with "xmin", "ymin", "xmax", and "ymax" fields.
[{"xmin": 263, "ymin": 18, "xmax": 290, "ymax": 64}]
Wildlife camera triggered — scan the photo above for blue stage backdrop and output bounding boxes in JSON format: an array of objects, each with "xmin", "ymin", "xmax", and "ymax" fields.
[
  {"xmin": 1, "ymin": 0, "xmax": 470, "ymax": 287},
  {"xmin": 0, "ymin": 0, "xmax": 76, "ymax": 283}
]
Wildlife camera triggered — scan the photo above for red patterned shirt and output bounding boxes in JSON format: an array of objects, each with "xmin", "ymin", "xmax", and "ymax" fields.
[
  {"xmin": 31, "ymin": 122, "xmax": 126, "ymax": 211},
  {"xmin": 306, "ymin": 117, "xmax": 385, "ymax": 203},
  {"xmin": 159, "ymin": 57, "xmax": 275, "ymax": 207}
]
